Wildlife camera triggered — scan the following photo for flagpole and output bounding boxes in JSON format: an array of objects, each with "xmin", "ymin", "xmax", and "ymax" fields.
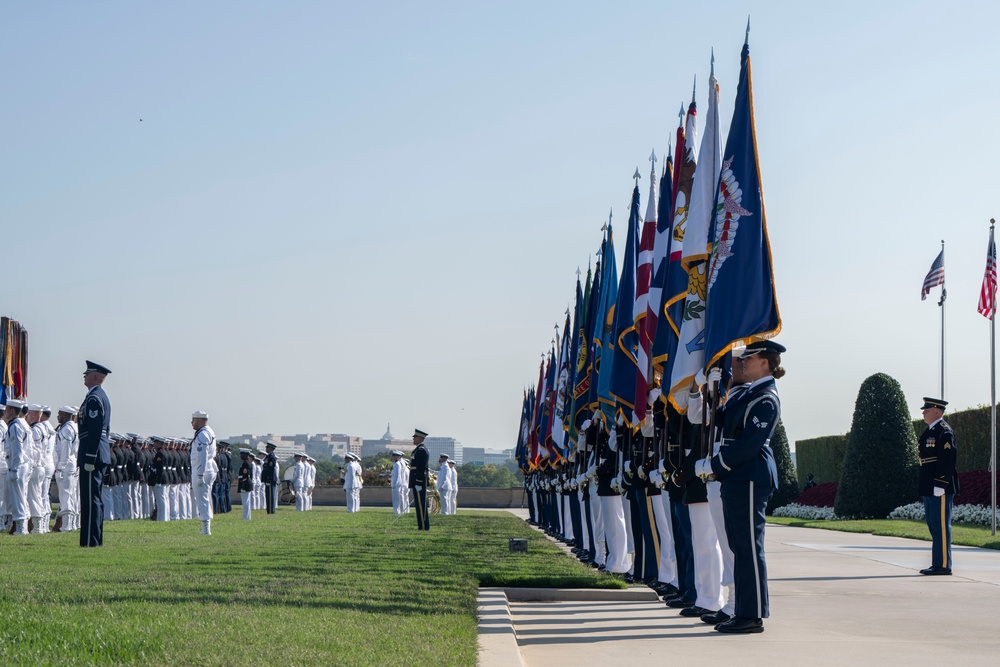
[
  {"xmin": 939, "ymin": 239, "xmax": 946, "ymax": 399},
  {"xmin": 991, "ymin": 220, "xmax": 997, "ymax": 535}
]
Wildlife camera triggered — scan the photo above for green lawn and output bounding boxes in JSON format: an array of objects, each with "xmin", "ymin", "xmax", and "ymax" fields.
[
  {"xmin": 0, "ymin": 508, "xmax": 615, "ymax": 667},
  {"xmin": 767, "ymin": 516, "xmax": 1000, "ymax": 550}
]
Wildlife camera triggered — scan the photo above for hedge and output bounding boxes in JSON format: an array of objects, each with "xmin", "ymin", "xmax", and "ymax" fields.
[
  {"xmin": 794, "ymin": 434, "xmax": 848, "ymax": 488},
  {"xmin": 767, "ymin": 421, "xmax": 800, "ymax": 512}
]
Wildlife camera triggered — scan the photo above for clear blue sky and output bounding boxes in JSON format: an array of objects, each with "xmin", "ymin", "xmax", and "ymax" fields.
[{"xmin": 3, "ymin": 1, "xmax": 999, "ymax": 450}]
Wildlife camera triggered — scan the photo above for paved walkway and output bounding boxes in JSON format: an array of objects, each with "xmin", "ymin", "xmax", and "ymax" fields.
[{"xmin": 479, "ymin": 510, "xmax": 1000, "ymax": 666}]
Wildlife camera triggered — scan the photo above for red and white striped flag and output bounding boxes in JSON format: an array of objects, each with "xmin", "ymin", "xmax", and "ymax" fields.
[
  {"xmin": 978, "ymin": 226, "xmax": 997, "ymax": 319},
  {"xmin": 921, "ymin": 248, "xmax": 945, "ymax": 301}
]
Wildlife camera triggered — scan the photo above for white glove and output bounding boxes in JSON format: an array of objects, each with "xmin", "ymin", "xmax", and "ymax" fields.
[
  {"xmin": 582, "ymin": 419, "xmax": 592, "ymax": 431},
  {"xmin": 578, "ymin": 431, "xmax": 588, "ymax": 450},
  {"xmin": 708, "ymin": 367, "xmax": 722, "ymax": 388},
  {"xmin": 649, "ymin": 470, "xmax": 663, "ymax": 486},
  {"xmin": 415, "ymin": 485, "xmax": 423, "ymax": 491},
  {"xmin": 695, "ymin": 368, "xmax": 707, "ymax": 387},
  {"xmin": 658, "ymin": 459, "xmax": 668, "ymax": 476},
  {"xmin": 587, "ymin": 465, "xmax": 597, "ymax": 480},
  {"xmin": 933, "ymin": 487, "xmax": 945, "ymax": 497},
  {"xmin": 616, "ymin": 413, "xmax": 625, "ymax": 427},
  {"xmin": 608, "ymin": 428, "xmax": 618, "ymax": 452},
  {"xmin": 624, "ymin": 461, "xmax": 632, "ymax": 474},
  {"xmin": 648, "ymin": 387, "xmax": 661, "ymax": 404},
  {"xmin": 640, "ymin": 416, "xmax": 654, "ymax": 438},
  {"xmin": 84, "ymin": 464, "xmax": 95, "ymax": 472},
  {"xmin": 695, "ymin": 457, "xmax": 713, "ymax": 478}
]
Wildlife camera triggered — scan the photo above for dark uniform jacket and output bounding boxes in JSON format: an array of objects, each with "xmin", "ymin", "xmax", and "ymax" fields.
[
  {"xmin": 710, "ymin": 377, "xmax": 779, "ymax": 487},
  {"xmin": 410, "ymin": 443, "xmax": 429, "ymax": 488},
  {"xmin": 78, "ymin": 385, "xmax": 111, "ymax": 469},
  {"xmin": 918, "ymin": 419, "xmax": 959, "ymax": 496},
  {"xmin": 262, "ymin": 452, "xmax": 277, "ymax": 484},
  {"xmin": 150, "ymin": 448, "xmax": 167, "ymax": 485},
  {"xmin": 237, "ymin": 459, "xmax": 253, "ymax": 493}
]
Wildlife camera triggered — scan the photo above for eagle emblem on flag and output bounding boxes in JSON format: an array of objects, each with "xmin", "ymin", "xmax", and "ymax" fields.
[{"xmin": 708, "ymin": 155, "xmax": 752, "ymax": 291}]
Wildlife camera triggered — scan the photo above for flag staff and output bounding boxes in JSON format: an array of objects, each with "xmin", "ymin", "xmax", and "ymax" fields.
[
  {"xmin": 938, "ymin": 239, "xmax": 946, "ymax": 399},
  {"xmin": 990, "ymin": 220, "xmax": 997, "ymax": 535}
]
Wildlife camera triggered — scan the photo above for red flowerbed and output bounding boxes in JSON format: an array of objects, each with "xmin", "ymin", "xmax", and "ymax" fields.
[
  {"xmin": 795, "ymin": 471, "xmax": 1000, "ymax": 509},
  {"xmin": 797, "ymin": 481, "xmax": 838, "ymax": 507},
  {"xmin": 955, "ymin": 469, "xmax": 1000, "ymax": 506}
]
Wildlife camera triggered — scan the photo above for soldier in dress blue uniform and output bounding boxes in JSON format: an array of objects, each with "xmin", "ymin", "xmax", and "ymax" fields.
[
  {"xmin": 410, "ymin": 429, "xmax": 430, "ymax": 530},
  {"xmin": 917, "ymin": 397, "xmax": 958, "ymax": 575},
  {"xmin": 78, "ymin": 360, "xmax": 112, "ymax": 547},
  {"xmin": 695, "ymin": 340, "xmax": 785, "ymax": 634},
  {"xmin": 262, "ymin": 442, "xmax": 279, "ymax": 514}
]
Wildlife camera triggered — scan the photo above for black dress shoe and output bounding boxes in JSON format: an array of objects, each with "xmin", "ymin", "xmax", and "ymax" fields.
[
  {"xmin": 654, "ymin": 583, "xmax": 679, "ymax": 597},
  {"xmin": 701, "ymin": 610, "xmax": 731, "ymax": 625},
  {"xmin": 597, "ymin": 564, "xmax": 606, "ymax": 572},
  {"xmin": 919, "ymin": 566, "xmax": 952, "ymax": 575},
  {"xmin": 716, "ymin": 616, "xmax": 764, "ymax": 634},
  {"xmin": 665, "ymin": 597, "xmax": 695, "ymax": 609},
  {"xmin": 679, "ymin": 606, "xmax": 715, "ymax": 618},
  {"xmin": 622, "ymin": 574, "xmax": 635, "ymax": 584}
]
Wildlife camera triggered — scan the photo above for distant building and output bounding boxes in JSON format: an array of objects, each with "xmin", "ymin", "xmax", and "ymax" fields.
[
  {"xmin": 484, "ymin": 451, "xmax": 514, "ymax": 466},
  {"xmin": 361, "ymin": 422, "xmax": 414, "ymax": 458},
  {"xmin": 224, "ymin": 433, "xmax": 361, "ymax": 461},
  {"xmin": 463, "ymin": 447, "xmax": 486, "ymax": 465},
  {"xmin": 424, "ymin": 436, "xmax": 462, "ymax": 465}
]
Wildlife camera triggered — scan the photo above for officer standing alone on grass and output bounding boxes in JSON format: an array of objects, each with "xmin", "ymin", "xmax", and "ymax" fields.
[
  {"xmin": 917, "ymin": 397, "xmax": 958, "ymax": 575},
  {"xmin": 78, "ymin": 360, "xmax": 112, "ymax": 547},
  {"xmin": 410, "ymin": 429, "xmax": 429, "ymax": 530}
]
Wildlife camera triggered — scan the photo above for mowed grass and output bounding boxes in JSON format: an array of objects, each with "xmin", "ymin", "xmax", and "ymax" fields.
[
  {"xmin": 767, "ymin": 516, "xmax": 1000, "ymax": 550},
  {"xmin": 0, "ymin": 508, "xmax": 616, "ymax": 667}
]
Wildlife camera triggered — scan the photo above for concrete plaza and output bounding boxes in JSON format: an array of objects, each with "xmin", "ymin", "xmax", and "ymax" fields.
[{"xmin": 480, "ymin": 511, "xmax": 1000, "ymax": 666}]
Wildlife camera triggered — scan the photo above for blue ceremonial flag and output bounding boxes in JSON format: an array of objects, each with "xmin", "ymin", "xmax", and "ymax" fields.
[
  {"xmin": 568, "ymin": 269, "xmax": 589, "ymax": 451},
  {"xmin": 515, "ymin": 390, "xmax": 531, "ymax": 473},
  {"xmin": 551, "ymin": 311, "xmax": 572, "ymax": 459},
  {"xmin": 704, "ymin": 34, "xmax": 781, "ymax": 373},
  {"xmin": 595, "ymin": 221, "xmax": 620, "ymax": 425},
  {"xmin": 609, "ymin": 185, "xmax": 642, "ymax": 418},
  {"xmin": 650, "ymin": 147, "xmax": 675, "ymax": 373},
  {"xmin": 586, "ymin": 239, "xmax": 606, "ymax": 414}
]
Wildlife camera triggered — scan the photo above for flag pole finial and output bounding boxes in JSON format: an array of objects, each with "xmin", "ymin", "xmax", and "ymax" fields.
[
  {"xmin": 745, "ymin": 16, "xmax": 751, "ymax": 45},
  {"xmin": 678, "ymin": 103, "xmax": 685, "ymax": 126},
  {"xmin": 711, "ymin": 48, "xmax": 715, "ymax": 76},
  {"xmin": 691, "ymin": 75, "xmax": 697, "ymax": 104},
  {"xmin": 649, "ymin": 149, "xmax": 657, "ymax": 165},
  {"xmin": 576, "ymin": 266, "xmax": 581, "ymax": 280},
  {"xmin": 633, "ymin": 168, "xmax": 641, "ymax": 186}
]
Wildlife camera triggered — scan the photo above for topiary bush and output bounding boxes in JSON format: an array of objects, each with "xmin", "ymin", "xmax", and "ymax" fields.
[
  {"xmin": 767, "ymin": 420, "xmax": 800, "ymax": 512},
  {"xmin": 834, "ymin": 373, "xmax": 920, "ymax": 518}
]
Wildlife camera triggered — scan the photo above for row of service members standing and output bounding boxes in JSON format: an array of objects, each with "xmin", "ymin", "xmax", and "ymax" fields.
[{"xmin": 524, "ymin": 340, "xmax": 786, "ymax": 634}]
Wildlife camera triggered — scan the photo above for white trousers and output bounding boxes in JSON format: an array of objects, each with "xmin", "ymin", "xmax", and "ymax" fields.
[
  {"xmin": 439, "ymin": 487, "xmax": 451, "ymax": 515},
  {"xmin": 448, "ymin": 489, "xmax": 457, "ymax": 515},
  {"xmin": 43, "ymin": 464, "xmax": 55, "ymax": 517},
  {"xmin": 169, "ymin": 485, "xmax": 180, "ymax": 520},
  {"xmin": 622, "ymin": 493, "xmax": 634, "ymax": 555},
  {"xmin": 689, "ymin": 501, "xmax": 725, "ymax": 611},
  {"xmin": 6, "ymin": 469, "xmax": 29, "ymax": 521},
  {"xmin": 28, "ymin": 464, "xmax": 47, "ymax": 519},
  {"xmin": 241, "ymin": 492, "xmax": 251, "ymax": 520},
  {"xmin": 707, "ymin": 480, "xmax": 737, "ymax": 614},
  {"xmin": 576, "ymin": 490, "xmax": 590, "ymax": 550},
  {"xmin": 391, "ymin": 485, "xmax": 404, "ymax": 514},
  {"xmin": 102, "ymin": 485, "xmax": 115, "ymax": 521},
  {"xmin": 194, "ymin": 471, "xmax": 217, "ymax": 522},
  {"xmin": 56, "ymin": 471, "xmax": 80, "ymax": 521},
  {"xmin": 600, "ymin": 494, "xmax": 629, "ymax": 573},
  {"xmin": 402, "ymin": 487, "xmax": 411, "ymax": 512},
  {"xmin": 589, "ymin": 491, "xmax": 606, "ymax": 565},
  {"xmin": 656, "ymin": 493, "xmax": 679, "ymax": 586},
  {"xmin": 345, "ymin": 488, "xmax": 360, "ymax": 512},
  {"xmin": 295, "ymin": 483, "xmax": 306, "ymax": 511},
  {"xmin": 562, "ymin": 496, "xmax": 573, "ymax": 539},
  {"xmin": 154, "ymin": 485, "xmax": 170, "ymax": 521},
  {"xmin": 306, "ymin": 487, "xmax": 313, "ymax": 510}
]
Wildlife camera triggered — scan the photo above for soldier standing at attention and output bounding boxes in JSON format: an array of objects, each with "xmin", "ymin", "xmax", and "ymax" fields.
[
  {"xmin": 190, "ymin": 411, "xmax": 218, "ymax": 535},
  {"xmin": 917, "ymin": 397, "xmax": 958, "ymax": 575},
  {"xmin": 410, "ymin": 429, "xmax": 430, "ymax": 530},
  {"xmin": 237, "ymin": 448, "xmax": 253, "ymax": 520},
  {"xmin": 695, "ymin": 341, "xmax": 785, "ymax": 634},
  {"xmin": 262, "ymin": 442, "xmax": 279, "ymax": 514},
  {"xmin": 78, "ymin": 360, "xmax": 112, "ymax": 547}
]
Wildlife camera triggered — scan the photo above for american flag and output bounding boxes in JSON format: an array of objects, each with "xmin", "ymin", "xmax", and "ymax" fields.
[
  {"xmin": 921, "ymin": 249, "xmax": 945, "ymax": 301},
  {"xmin": 978, "ymin": 227, "xmax": 997, "ymax": 319}
]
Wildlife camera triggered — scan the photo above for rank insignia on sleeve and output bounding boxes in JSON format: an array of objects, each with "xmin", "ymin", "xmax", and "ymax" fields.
[{"xmin": 944, "ymin": 441, "xmax": 952, "ymax": 449}]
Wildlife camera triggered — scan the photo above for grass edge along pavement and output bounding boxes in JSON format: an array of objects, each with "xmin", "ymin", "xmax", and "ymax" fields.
[
  {"xmin": 0, "ymin": 508, "xmax": 618, "ymax": 667},
  {"xmin": 767, "ymin": 515, "xmax": 1000, "ymax": 550}
]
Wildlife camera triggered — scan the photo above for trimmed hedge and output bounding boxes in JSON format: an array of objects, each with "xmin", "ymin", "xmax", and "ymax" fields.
[
  {"xmin": 768, "ymin": 421, "xmax": 800, "ymax": 512},
  {"xmin": 834, "ymin": 373, "xmax": 920, "ymax": 519},
  {"xmin": 794, "ymin": 434, "xmax": 848, "ymax": 488}
]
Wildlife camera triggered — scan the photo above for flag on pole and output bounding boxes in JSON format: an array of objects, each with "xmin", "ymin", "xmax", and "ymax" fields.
[
  {"xmin": 979, "ymin": 226, "xmax": 997, "ymax": 319},
  {"xmin": 650, "ymin": 147, "xmax": 675, "ymax": 371},
  {"xmin": 529, "ymin": 361, "xmax": 545, "ymax": 468},
  {"xmin": 610, "ymin": 184, "xmax": 642, "ymax": 420},
  {"xmin": 703, "ymin": 31, "xmax": 781, "ymax": 373},
  {"xmin": 551, "ymin": 311, "xmax": 572, "ymax": 458},
  {"xmin": 568, "ymin": 266, "xmax": 593, "ymax": 452},
  {"xmin": 662, "ymin": 95, "xmax": 699, "ymax": 373},
  {"xmin": 631, "ymin": 153, "xmax": 659, "ymax": 425},
  {"xmin": 595, "ymin": 220, "xmax": 620, "ymax": 424},
  {"xmin": 922, "ymin": 249, "xmax": 946, "ymax": 301},
  {"xmin": 668, "ymin": 57, "xmax": 722, "ymax": 409}
]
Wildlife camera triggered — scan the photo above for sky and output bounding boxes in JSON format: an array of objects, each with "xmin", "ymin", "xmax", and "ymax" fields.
[{"xmin": 3, "ymin": 1, "xmax": 1000, "ymax": 451}]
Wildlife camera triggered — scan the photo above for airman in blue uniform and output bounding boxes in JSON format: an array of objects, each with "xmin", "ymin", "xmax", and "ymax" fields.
[{"xmin": 78, "ymin": 360, "xmax": 112, "ymax": 547}]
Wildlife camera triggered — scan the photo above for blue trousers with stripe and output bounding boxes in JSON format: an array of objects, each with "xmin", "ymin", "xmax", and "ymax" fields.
[
  {"xmin": 923, "ymin": 494, "xmax": 953, "ymax": 569},
  {"xmin": 721, "ymin": 479, "xmax": 771, "ymax": 619},
  {"xmin": 79, "ymin": 466, "xmax": 106, "ymax": 547}
]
